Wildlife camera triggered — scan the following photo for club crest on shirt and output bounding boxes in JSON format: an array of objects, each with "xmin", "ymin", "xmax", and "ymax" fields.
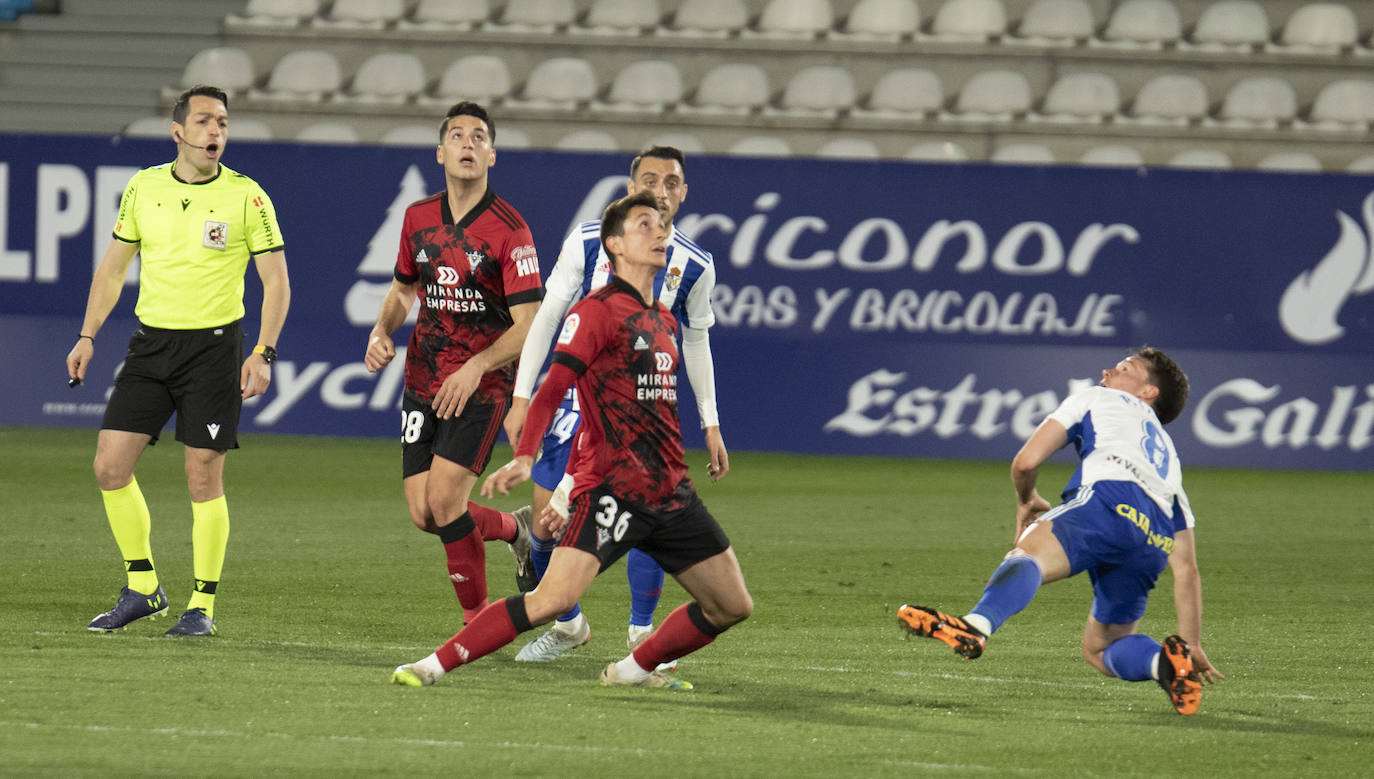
[
  {"xmin": 466, "ymin": 250, "xmax": 484, "ymax": 271},
  {"xmin": 596, "ymin": 527, "xmax": 611, "ymax": 549},
  {"xmin": 202, "ymin": 220, "xmax": 228, "ymax": 250},
  {"xmin": 665, "ymin": 266, "xmax": 682, "ymax": 292}
]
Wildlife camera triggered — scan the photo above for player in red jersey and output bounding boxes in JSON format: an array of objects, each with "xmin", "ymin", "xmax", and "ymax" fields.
[
  {"xmin": 364, "ymin": 102, "xmax": 541, "ymax": 623},
  {"xmin": 390, "ymin": 191, "xmax": 753, "ymax": 689}
]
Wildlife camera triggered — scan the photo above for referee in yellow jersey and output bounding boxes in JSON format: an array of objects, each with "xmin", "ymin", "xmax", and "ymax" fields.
[{"xmin": 65, "ymin": 85, "xmax": 290, "ymax": 637}]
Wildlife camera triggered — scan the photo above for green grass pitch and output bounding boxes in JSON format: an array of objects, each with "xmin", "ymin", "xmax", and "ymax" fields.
[{"xmin": 1, "ymin": 426, "xmax": 1370, "ymax": 777}]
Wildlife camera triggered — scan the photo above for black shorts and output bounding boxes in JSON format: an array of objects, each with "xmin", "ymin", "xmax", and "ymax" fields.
[
  {"xmin": 400, "ymin": 392, "xmax": 507, "ymax": 478},
  {"xmin": 561, "ymin": 484, "xmax": 731, "ymax": 575},
  {"xmin": 101, "ymin": 322, "xmax": 243, "ymax": 450}
]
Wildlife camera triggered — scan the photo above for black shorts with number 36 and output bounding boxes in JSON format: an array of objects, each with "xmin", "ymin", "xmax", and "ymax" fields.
[{"xmin": 561, "ymin": 482, "xmax": 731, "ymax": 575}]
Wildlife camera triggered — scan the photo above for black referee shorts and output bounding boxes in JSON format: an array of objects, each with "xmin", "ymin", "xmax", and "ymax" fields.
[{"xmin": 101, "ymin": 322, "xmax": 243, "ymax": 450}]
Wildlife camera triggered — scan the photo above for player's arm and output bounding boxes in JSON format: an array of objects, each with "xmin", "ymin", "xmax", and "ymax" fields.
[
  {"xmin": 482, "ymin": 360, "xmax": 578, "ymax": 498},
  {"xmin": 365, "ymin": 279, "xmax": 418, "ymax": 373},
  {"xmin": 66, "ymin": 238, "xmax": 140, "ymax": 384},
  {"xmin": 681, "ymin": 325, "xmax": 727, "ymax": 482},
  {"xmin": 1009, "ymin": 418, "xmax": 1066, "ymax": 543},
  {"xmin": 1168, "ymin": 526, "xmax": 1222, "ymax": 683},
  {"xmin": 242, "ymin": 250, "xmax": 290, "ymax": 399},
  {"xmin": 506, "ymin": 244, "xmax": 583, "ymax": 444},
  {"xmin": 433, "ymin": 299, "xmax": 538, "ymax": 420}
]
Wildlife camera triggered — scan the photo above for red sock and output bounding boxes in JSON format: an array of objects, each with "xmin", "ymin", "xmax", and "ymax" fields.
[
  {"xmin": 467, "ymin": 501, "xmax": 516, "ymax": 543},
  {"xmin": 435, "ymin": 599, "xmax": 519, "ymax": 671},
  {"xmin": 441, "ymin": 517, "xmax": 487, "ymax": 622},
  {"xmin": 631, "ymin": 603, "xmax": 719, "ymax": 671}
]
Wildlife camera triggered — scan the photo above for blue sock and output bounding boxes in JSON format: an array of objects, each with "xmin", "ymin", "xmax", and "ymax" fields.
[
  {"xmin": 531, "ymin": 535, "xmax": 580, "ymax": 622},
  {"xmin": 969, "ymin": 556, "xmax": 1043, "ymax": 634},
  {"xmin": 626, "ymin": 548, "xmax": 664, "ymax": 626},
  {"xmin": 1101, "ymin": 634, "xmax": 1162, "ymax": 682}
]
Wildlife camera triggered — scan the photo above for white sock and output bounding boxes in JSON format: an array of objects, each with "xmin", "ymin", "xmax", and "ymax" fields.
[
  {"xmin": 614, "ymin": 654, "xmax": 651, "ymax": 682},
  {"xmin": 963, "ymin": 613, "xmax": 993, "ymax": 636},
  {"xmin": 556, "ymin": 612, "xmax": 586, "ymax": 633},
  {"xmin": 416, "ymin": 653, "xmax": 445, "ymax": 681}
]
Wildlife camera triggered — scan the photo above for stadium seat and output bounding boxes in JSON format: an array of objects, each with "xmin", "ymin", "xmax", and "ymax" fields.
[
  {"xmin": 947, "ymin": 70, "xmax": 1032, "ymax": 121},
  {"xmin": 1346, "ymin": 154, "xmax": 1374, "ymax": 172},
  {"xmin": 1010, "ymin": 0, "xmax": 1094, "ymax": 47},
  {"xmin": 491, "ymin": 0, "xmax": 576, "ymax": 32},
  {"xmin": 903, "ymin": 140, "xmax": 969, "ymax": 161},
  {"xmin": 226, "ymin": 118, "xmax": 273, "ymax": 141},
  {"xmin": 815, "ymin": 137, "xmax": 881, "ymax": 159},
  {"xmin": 250, "ymin": 49, "xmax": 342, "ymax": 103},
  {"xmin": 1271, "ymin": 3, "xmax": 1358, "ymax": 54},
  {"xmin": 380, "ymin": 125, "xmax": 441, "ymax": 147},
  {"xmin": 1079, "ymin": 145, "xmax": 1144, "ymax": 166},
  {"xmin": 852, "ymin": 68, "xmax": 944, "ymax": 119},
  {"xmin": 421, "ymin": 55, "xmax": 512, "ymax": 107},
  {"xmin": 1092, "ymin": 0, "xmax": 1181, "ymax": 49},
  {"xmin": 123, "ymin": 116, "xmax": 172, "ymax": 139},
  {"xmin": 645, "ymin": 132, "xmax": 705, "ymax": 153},
  {"xmin": 596, "ymin": 60, "xmax": 685, "ymax": 113},
  {"xmin": 1167, "ymin": 149, "xmax": 1232, "ymax": 169},
  {"xmin": 1257, "ymin": 151, "xmax": 1322, "ymax": 171},
  {"xmin": 1211, "ymin": 76, "xmax": 1297, "ymax": 128},
  {"xmin": 747, "ymin": 0, "xmax": 834, "ymax": 39},
  {"xmin": 508, "ymin": 57, "xmax": 597, "ymax": 111},
  {"xmin": 400, "ymin": 0, "xmax": 491, "ymax": 30},
  {"xmin": 226, "ymin": 0, "xmax": 319, "ymax": 28},
  {"xmin": 1303, "ymin": 79, "xmax": 1374, "ymax": 131},
  {"xmin": 496, "ymin": 126, "xmax": 532, "ymax": 148},
  {"xmin": 728, "ymin": 135, "xmax": 793, "ymax": 156},
  {"xmin": 1034, "ymin": 72, "xmax": 1120, "ymax": 123},
  {"xmin": 1182, "ymin": 1, "xmax": 1270, "ymax": 52},
  {"xmin": 577, "ymin": 0, "xmax": 661, "ymax": 35},
  {"xmin": 766, "ymin": 66, "xmax": 856, "ymax": 118},
  {"xmin": 556, "ymin": 129, "xmax": 622, "ymax": 151},
  {"xmin": 929, "ymin": 0, "xmax": 1007, "ymax": 42},
  {"xmin": 178, "ymin": 47, "xmax": 256, "ymax": 95},
  {"xmin": 990, "ymin": 143, "xmax": 1055, "ymax": 163},
  {"xmin": 340, "ymin": 52, "xmax": 425, "ymax": 104},
  {"xmin": 312, "ymin": 0, "xmax": 404, "ymax": 29},
  {"xmin": 660, "ymin": 0, "xmax": 749, "ymax": 37},
  {"xmin": 832, "ymin": 0, "xmax": 919, "ymax": 41},
  {"xmin": 1123, "ymin": 73, "xmax": 1208, "ymax": 125},
  {"xmin": 681, "ymin": 63, "xmax": 770, "ymax": 115},
  {"xmin": 295, "ymin": 121, "xmax": 360, "ymax": 144}
]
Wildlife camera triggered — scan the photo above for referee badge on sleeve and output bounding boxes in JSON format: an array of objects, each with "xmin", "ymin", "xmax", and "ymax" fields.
[{"xmin": 203, "ymin": 220, "xmax": 229, "ymax": 250}]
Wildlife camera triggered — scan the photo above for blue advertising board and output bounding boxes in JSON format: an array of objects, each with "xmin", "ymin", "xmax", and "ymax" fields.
[{"xmin": 1, "ymin": 132, "xmax": 1371, "ymax": 470}]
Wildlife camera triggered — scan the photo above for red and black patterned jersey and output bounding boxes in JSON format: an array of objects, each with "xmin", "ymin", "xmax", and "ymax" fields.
[
  {"xmin": 552, "ymin": 277, "xmax": 691, "ymax": 512},
  {"xmin": 394, "ymin": 187, "xmax": 543, "ymax": 405}
]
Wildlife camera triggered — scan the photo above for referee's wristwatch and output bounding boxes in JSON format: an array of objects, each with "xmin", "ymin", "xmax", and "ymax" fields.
[{"xmin": 252, "ymin": 344, "xmax": 278, "ymax": 365}]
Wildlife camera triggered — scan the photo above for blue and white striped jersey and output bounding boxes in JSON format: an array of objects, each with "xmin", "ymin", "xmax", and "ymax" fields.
[
  {"xmin": 1048, "ymin": 386, "xmax": 1196, "ymax": 528},
  {"xmin": 550, "ymin": 220, "xmax": 716, "ymax": 330}
]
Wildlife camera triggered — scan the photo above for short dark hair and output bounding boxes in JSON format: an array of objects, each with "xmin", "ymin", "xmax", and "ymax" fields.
[
  {"xmin": 1135, "ymin": 346, "xmax": 1189, "ymax": 425},
  {"xmin": 630, "ymin": 146, "xmax": 685, "ymax": 179},
  {"xmin": 172, "ymin": 85, "xmax": 228, "ymax": 125},
  {"xmin": 439, "ymin": 101, "xmax": 494, "ymax": 143},
  {"xmin": 600, "ymin": 191, "xmax": 660, "ymax": 269}
]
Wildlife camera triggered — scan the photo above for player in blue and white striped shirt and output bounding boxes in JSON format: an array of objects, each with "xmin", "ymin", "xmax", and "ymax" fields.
[
  {"xmin": 503, "ymin": 147, "xmax": 728, "ymax": 663},
  {"xmin": 899, "ymin": 348, "xmax": 1223, "ymax": 715}
]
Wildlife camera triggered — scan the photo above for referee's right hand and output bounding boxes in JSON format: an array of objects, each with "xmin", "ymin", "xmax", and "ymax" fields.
[{"xmin": 66, "ymin": 337, "xmax": 94, "ymax": 385}]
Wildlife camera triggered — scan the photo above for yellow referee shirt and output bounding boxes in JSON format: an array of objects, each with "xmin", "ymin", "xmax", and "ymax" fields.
[{"xmin": 113, "ymin": 162, "xmax": 284, "ymax": 329}]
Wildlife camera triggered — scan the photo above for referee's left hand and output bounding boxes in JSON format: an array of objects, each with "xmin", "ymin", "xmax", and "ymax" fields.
[{"xmin": 241, "ymin": 354, "xmax": 271, "ymax": 399}]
